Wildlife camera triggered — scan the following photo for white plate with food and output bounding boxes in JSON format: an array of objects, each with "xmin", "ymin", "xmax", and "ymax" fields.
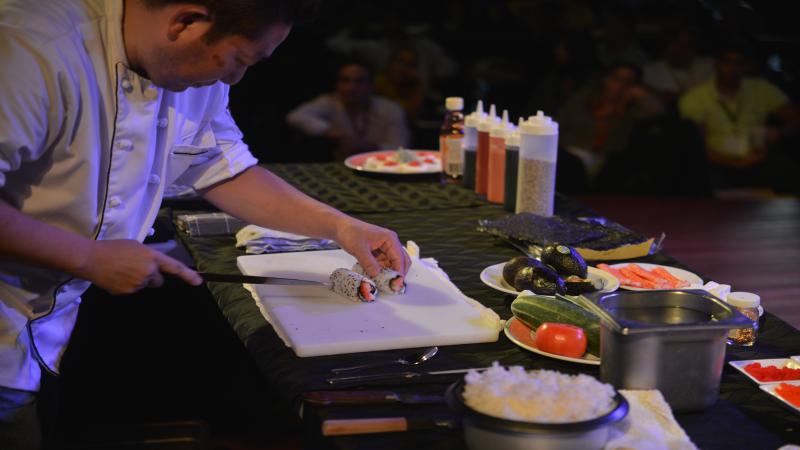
[
  {"xmin": 729, "ymin": 358, "xmax": 800, "ymax": 385},
  {"xmin": 480, "ymin": 263, "xmax": 619, "ymax": 296},
  {"xmin": 344, "ymin": 149, "xmax": 441, "ymax": 175},
  {"xmin": 760, "ymin": 381, "xmax": 800, "ymax": 414},
  {"xmin": 600, "ymin": 263, "xmax": 702, "ymax": 291},
  {"xmin": 504, "ymin": 317, "xmax": 600, "ymax": 365}
]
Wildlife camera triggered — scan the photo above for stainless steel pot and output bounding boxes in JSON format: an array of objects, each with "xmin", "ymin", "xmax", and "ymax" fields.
[
  {"xmin": 446, "ymin": 379, "xmax": 628, "ymax": 450},
  {"xmin": 583, "ymin": 289, "xmax": 752, "ymax": 412}
]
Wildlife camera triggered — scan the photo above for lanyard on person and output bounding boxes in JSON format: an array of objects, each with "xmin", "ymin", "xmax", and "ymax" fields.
[{"xmin": 717, "ymin": 98, "xmax": 741, "ymax": 130}]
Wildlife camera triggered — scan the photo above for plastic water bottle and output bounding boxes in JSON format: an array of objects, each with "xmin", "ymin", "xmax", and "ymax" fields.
[{"xmin": 516, "ymin": 111, "xmax": 558, "ymax": 216}]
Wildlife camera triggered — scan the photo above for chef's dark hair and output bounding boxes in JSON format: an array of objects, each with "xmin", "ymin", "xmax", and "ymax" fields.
[{"xmin": 142, "ymin": 0, "xmax": 321, "ymax": 42}]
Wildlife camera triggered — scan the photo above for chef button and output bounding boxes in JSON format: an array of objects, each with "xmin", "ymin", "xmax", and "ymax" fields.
[
  {"xmin": 157, "ymin": 117, "xmax": 169, "ymax": 128},
  {"xmin": 107, "ymin": 196, "xmax": 123, "ymax": 208},
  {"xmin": 121, "ymin": 79, "xmax": 133, "ymax": 91},
  {"xmin": 117, "ymin": 138, "xmax": 133, "ymax": 151},
  {"xmin": 149, "ymin": 173, "xmax": 161, "ymax": 185}
]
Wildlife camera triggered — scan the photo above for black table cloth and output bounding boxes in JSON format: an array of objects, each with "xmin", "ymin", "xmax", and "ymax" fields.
[{"xmin": 173, "ymin": 163, "xmax": 800, "ymax": 449}]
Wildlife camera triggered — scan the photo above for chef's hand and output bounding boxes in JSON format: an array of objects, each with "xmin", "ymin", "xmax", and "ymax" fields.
[
  {"xmin": 74, "ymin": 239, "xmax": 202, "ymax": 295},
  {"xmin": 335, "ymin": 218, "xmax": 411, "ymax": 278}
]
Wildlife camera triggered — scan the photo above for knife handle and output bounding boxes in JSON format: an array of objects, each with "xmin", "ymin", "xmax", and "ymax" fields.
[
  {"xmin": 322, "ymin": 417, "xmax": 409, "ymax": 436},
  {"xmin": 303, "ymin": 391, "xmax": 396, "ymax": 406}
]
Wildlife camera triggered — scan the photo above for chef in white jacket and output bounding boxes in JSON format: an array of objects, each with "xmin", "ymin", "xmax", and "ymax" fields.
[{"xmin": 0, "ymin": 1, "xmax": 410, "ymax": 448}]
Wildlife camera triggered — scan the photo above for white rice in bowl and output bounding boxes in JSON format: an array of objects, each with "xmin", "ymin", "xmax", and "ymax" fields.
[{"xmin": 463, "ymin": 362, "xmax": 616, "ymax": 423}]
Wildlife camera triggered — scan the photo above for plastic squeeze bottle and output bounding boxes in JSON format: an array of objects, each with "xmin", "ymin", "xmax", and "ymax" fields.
[
  {"xmin": 487, "ymin": 110, "xmax": 510, "ymax": 204},
  {"xmin": 439, "ymin": 97, "xmax": 464, "ymax": 179},
  {"xmin": 503, "ymin": 119, "xmax": 522, "ymax": 212},
  {"xmin": 475, "ymin": 104, "xmax": 497, "ymax": 195},
  {"xmin": 516, "ymin": 111, "xmax": 559, "ymax": 216},
  {"xmin": 462, "ymin": 100, "xmax": 484, "ymax": 189}
]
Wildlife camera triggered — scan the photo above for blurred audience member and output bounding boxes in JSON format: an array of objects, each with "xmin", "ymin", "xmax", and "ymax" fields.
[
  {"xmin": 527, "ymin": 31, "xmax": 599, "ymax": 116},
  {"xmin": 557, "ymin": 63, "xmax": 663, "ymax": 179},
  {"xmin": 286, "ymin": 62, "xmax": 410, "ymax": 161},
  {"xmin": 643, "ymin": 28, "xmax": 713, "ymax": 105},
  {"xmin": 679, "ymin": 43, "xmax": 800, "ymax": 191},
  {"xmin": 375, "ymin": 46, "xmax": 426, "ymax": 120},
  {"xmin": 596, "ymin": 9, "xmax": 649, "ymax": 68}
]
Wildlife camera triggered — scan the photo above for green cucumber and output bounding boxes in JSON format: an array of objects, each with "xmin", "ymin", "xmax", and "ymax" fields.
[{"xmin": 511, "ymin": 294, "xmax": 601, "ymax": 356}]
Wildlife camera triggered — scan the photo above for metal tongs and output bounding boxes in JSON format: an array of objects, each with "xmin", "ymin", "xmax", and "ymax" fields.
[{"xmin": 556, "ymin": 293, "xmax": 623, "ymax": 333}]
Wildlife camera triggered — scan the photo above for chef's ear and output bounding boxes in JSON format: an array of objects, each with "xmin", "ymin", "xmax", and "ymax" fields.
[{"xmin": 165, "ymin": 5, "xmax": 212, "ymax": 42}]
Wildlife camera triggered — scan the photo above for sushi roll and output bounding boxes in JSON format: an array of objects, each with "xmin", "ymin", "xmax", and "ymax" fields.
[
  {"xmin": 352, "ymin": 263, "xmax": 406, "ymax": 295},
  {"xmin": 329, "ymin": 268, "xmax": 377, "ymax": 302}
]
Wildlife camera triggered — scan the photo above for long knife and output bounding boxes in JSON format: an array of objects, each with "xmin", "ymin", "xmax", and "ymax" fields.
[
  {"xmin": 326, "ymin": 367, "xmax": 491, "ymax": 385},
  {"xmin": 322, "ymin": 417, "xmax": 459, "ymax": 436},
  {"xmin": 199, "ymin": 272, "xmax": 327, "ymax": 286},
  {"xmin": 303, "ymin": 390, "xmax": 444, "ymax": 406}
]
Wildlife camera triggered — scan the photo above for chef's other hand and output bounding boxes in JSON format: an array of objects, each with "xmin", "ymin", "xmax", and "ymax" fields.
[
  {"xmin": 335, "ymin": 218, "xmax": 411, "ymax": 278},
  {"xmin": 75, "ymin": 239, "xmax": 202, "ymax": 295}
]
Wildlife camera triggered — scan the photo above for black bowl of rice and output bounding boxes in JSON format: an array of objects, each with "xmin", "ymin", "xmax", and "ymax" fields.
[{"xmin": 446, "ymin": 363, "xmax": 628, "ymax": 450}]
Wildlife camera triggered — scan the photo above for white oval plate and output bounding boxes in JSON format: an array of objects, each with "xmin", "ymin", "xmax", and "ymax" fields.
[
  {"xmin": 344, "ymin": 149, "xmax": 441, "ymax": 175},
  {"xmin": 504, "ymin": 317, "xmax": 600, "ymax": 365},
  {"xmin": 480, "ymin": 263, "xmax": 619, "ymax": 296},
  {"xmin": 606, "ymin": 263, "xmax": 703, "ymax": 291}
]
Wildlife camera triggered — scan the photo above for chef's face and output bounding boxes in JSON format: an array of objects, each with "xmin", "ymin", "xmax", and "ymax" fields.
[{"xmin": 145, "ymin": 20, "xmax": 291, "ymax": 92}]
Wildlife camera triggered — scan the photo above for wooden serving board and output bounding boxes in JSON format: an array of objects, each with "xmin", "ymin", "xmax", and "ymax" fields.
[{"xmin": 237, "ymin": 249, "xmax": 501, "ymax": 357}]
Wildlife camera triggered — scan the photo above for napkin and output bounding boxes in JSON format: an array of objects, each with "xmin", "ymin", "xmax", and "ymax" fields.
[
  {"xmin": 235, "ymin": 224, "xmax": 339, "ymax": 255},
  {"xmin": 606, "ymin": 390, "xmax": 697, "ymax": 450}
]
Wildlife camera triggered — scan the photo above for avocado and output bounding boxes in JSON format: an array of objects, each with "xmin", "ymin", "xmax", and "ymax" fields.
[
  {"xmin": 502, "ymin": 256, "xmax": 538, "ymax": 286},
  {"xmin": 512, "ymin": 262, "xmax": 566, "ymax": 295},
  {"xmin": 541, "ymin": 244, "xmax": 588, "ymax": 278}
]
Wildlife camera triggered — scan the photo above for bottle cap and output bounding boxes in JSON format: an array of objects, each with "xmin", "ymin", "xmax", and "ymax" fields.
[
  {"xmin": 465, "ymin": 100, "xmax": 485, "ymax": 127},
  {"xmin": 477, "ymin": 103, "xmax": 499, "ymax": 132},
  {"xmin": 490, "ymin": 110, "xmax": 510, "ymax": 138},
  {"xmin": 521, "ymin": 110, "xmax": 558, "ymax": 135},
  {"xmin": 445, "ymin": 97, "xmax": 464, "ymax": 111},
  {"xmin": 727, "ymin": 291, "xmax": 760, "ymax": 308},
  {"xmin": 506, "ymin": 129, "xmax": 520, "ymax": 147}
]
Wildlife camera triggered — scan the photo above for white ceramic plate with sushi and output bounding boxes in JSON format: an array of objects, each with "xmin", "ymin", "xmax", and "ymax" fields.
[
  {"xmin": 504, "ymin": 317, "xmax": 600, "ymax": 365},
  {"xmin": 760, "ymin": 381, "xmax": 800, "ymax": 414},
  {"xmin": 605, "ymin": 263, "xmax": 702, "ymax": 291},
  {"xmin": 345, "ymin": 149, "xmax": 441, "ymax": 175},
  {"xmin": 729, "ymin": 358, "xmax": 800, "ymax": 385},
  {"xmin": 479, "ymin": 263, "xmax": 619, "ymax": 296}
]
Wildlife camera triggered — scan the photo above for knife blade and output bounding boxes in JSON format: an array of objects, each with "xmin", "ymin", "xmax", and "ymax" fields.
[
  {"xmin": 199, "ymin": 272, "xmax": 327, "ymax": 286},
  {"xmin": 326, "ymin": 367, "xmax": 492, "ymax": 385},
  {"xmin": 303, "ymin": 390, "xmax": 444, "ymax": 406},
  {"xmin": 322, "ymin": 417, "xmax": 459, "ymax": 436}
]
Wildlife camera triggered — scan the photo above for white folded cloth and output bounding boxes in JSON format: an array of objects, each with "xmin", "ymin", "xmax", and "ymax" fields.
[
  {"xmin": 691, "ymin": 280, "xmax": 732, "ymax": 301},
  {"xmin": 606, "ymin": 390, "xmax": 697, "ymax": 450},
  {"xmin": 235, "ymin": 224, "xmax": 339, "ymax": 254}
]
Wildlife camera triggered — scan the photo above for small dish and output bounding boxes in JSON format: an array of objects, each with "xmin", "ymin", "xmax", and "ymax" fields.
[
  {"xmin": 760, "ymin": 381, "xmax": 800, "ymax": 414},
  {"xmin": 504, "ymin": 317, "xmax": 600, "ymax": 365},
  {"xmin": 728, "ymin": 358, "xmax": 800, "ymax": 384},
  {"xmin": 480, "ymin": 263, "xmax": 619, "ymax": 296},
  {"xmin": 344, "ymin": 149, "xmax": 441, "ymax": 175},
  {"xmin": 606, "ymin": 263, "xmax": 702, "ymax": 291}
]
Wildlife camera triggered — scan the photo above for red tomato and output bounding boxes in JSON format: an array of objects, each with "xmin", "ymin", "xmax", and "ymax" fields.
[
  {"xmin": 383, "ymin": 161, "xmax": 399, "ymax": 166},
  {"xmin": 534, "ymin": 323, "xmax": 587, "ymax": 358},
  {"xmin": 408, "ymin": 161, "xmax": 422, "ymax": 167}
]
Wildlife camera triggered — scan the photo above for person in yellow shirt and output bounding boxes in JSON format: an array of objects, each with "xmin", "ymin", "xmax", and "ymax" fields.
[{"xmin": 679, "ymin": 43, "xmax": 800, "ymax": 191}]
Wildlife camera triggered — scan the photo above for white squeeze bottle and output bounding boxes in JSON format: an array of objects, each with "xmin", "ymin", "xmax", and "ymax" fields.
[
  {"xmin": 462, "ymin": 100, "xmax": 484, "ymax": 189},
  {"xmin": 516, "ymin": 110, "xmax": 559, "ymax": 216}
]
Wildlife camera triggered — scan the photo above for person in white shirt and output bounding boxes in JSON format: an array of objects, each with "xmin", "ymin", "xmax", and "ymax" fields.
[
  {"xmin": 643, "ymin": 28, "xmax": 713, "ymax": 105},
  {"xmin": 286, "ymin": 61, "xmax": 410, "ymax": 161},
  {"xmin": 0, "ymin": 1, "xmax": 411, "ymax": 448}
]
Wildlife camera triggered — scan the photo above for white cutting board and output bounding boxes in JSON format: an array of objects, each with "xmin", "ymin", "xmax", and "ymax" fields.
[{"xmin": 237, "ymin": 249, "xmax": 501, "ymax": 357}]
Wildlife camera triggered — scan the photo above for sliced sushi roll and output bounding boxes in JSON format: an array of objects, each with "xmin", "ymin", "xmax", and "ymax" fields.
[
  {"xmin": 352, "ymin": 263, "xmax": 407, "ymax": 295},
  {"xmin": 329, "ymin": 268, "xmax": 377, "ymax": 302}
]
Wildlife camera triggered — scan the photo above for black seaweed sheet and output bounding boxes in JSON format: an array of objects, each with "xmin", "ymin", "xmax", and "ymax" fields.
[{"xmin": 477, "ymin": 213, "xmax": 647, "ymax": 250}]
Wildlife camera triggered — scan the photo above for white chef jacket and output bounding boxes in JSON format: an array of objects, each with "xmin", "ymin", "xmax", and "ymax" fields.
[{"xmin": 0, "ymin": 0, "xmax": 258, "ymax": 391}]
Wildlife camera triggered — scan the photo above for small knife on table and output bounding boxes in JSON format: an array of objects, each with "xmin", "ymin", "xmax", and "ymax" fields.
[
  {"xmin": 199, "ymin": 272, "xmax": 327, "ymax": 286},
  {"xmin": 303, "ymin": 390, "xmax": 444, "ymax": 406},
  {"xmin": 322, "ymin": 417, "xmax": 458, "ymax": 436},
  {"xmin": 326, "ymin": 367, "xmax": 492, "ymax": 385}
]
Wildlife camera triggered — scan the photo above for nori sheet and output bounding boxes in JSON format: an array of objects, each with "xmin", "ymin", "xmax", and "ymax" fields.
[{"xmin": 477, "ymin": 213, "xmax": 647, "ymax": 250}]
